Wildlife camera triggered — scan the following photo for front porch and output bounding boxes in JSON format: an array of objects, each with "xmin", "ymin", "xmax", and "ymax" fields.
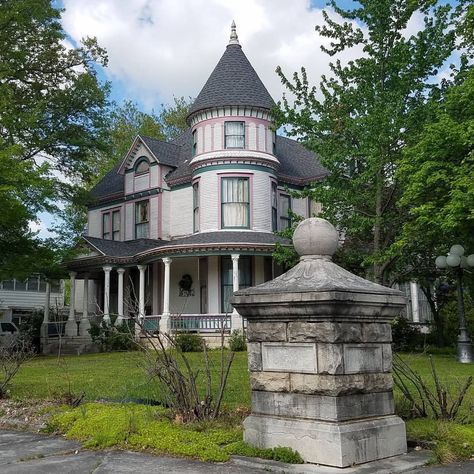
[{"xmin": 42, "ymin": 249, "xmax": 279, "ymax": 353}]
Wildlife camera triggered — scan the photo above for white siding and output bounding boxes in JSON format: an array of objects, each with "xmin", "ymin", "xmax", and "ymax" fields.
[
  {"xmin": 150, "ymin": 165, "xmax": 160, "ymax": 188},
  {"xmin": 169, "ymin": 186, "xmax": 193, "ymax": 238},
  {"xmin": 266, "ymin": 128, "xmax": 273, "ymax": 154},
  {"xmin": 258, "ymin": 124, "xmax": 266, "ymax": 151},
  {"xmin": 195, "ymin": 168, "xmax": 274, "ymax": 232},
  {"xmin": 248, "ymin": 122, "xmax": 257, "ymax": 150},
  {"xmin": 204, "ymin": 124, "xmax": 212, "ymax": 152},
  {"xmin": 134, "ymin": 173, "xmax": 149, "ymax": 192},
  {"xmin": 168, "ymin": 258, "xmax": 200, "ymax": 314},
  {"xmin": 161, "ymin": 190, "xmax": 171, "ymax": 240},
  {"xmin": 207, "ymin": 256, "xmax": 220, "ymax": 313},
  {"xmin": 197, "ymin": 126, "xmax": 204, "ymax": 154},
  {"xmin": 88, "ymin": 209, "xmax": 102, "ymax": 238},
  {"xmin": 213, "ymin": 123, "xmax": 222, "ymax": 150},
  {"xmin": 149, "ymin": 196, "xmax": 160, "ymax": 239},
  {"xmin": 124, "ymin": 173, "xmax": 133, "ymax": 195},
  {"xmin": 125, "ymin": 202, "xmax": 134, "ymax": 240},
  {"xmin": 0, "ymin": 288, "xmax": 64, "ymax": 311}
]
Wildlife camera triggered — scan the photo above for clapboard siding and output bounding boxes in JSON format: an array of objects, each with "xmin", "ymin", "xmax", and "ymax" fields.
[{"xmin": 169, "ymin": 186, "xmax": 193, "ymax": 238}]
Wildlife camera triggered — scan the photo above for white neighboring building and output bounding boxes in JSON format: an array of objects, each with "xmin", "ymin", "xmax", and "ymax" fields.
[{"xmin": 0, "ymin": 275, "xmax": 64, "ymax": 330}]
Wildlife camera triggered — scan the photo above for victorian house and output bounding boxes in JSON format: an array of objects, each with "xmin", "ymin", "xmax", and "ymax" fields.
[{"xmin": 55, "ymin": 24, "xmax": 328, "ymax": 344}]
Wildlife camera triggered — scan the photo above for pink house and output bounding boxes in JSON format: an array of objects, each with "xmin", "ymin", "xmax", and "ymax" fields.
[{"xmin": 59, "ymin": 24, "xmax": 327, "ymax": 343}]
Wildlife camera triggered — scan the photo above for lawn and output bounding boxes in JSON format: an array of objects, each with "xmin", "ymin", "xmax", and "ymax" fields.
[
  {"xmin": 7, "ymin": 350, "xmax": 474, "ymax": 464},
  {"xmin": 11, "ymin": 351, "xmax": 474, "ymax": 417}
]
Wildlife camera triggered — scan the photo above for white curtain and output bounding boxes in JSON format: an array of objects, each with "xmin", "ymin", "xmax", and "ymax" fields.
[
  {"xmin": 222, "ymin": 178, "xmax": 249, "ymax": 227},
  {"xmin": 225, "ymin": 122, "xmax": 244, "ymax": 148}
]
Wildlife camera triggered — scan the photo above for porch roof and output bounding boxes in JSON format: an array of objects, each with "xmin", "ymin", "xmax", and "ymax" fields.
[{"xmin": 68, "ymin": 232, "xmax": 289, "ymax": 270}]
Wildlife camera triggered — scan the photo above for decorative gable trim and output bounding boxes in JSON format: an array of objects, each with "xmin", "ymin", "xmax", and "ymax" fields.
[{"xmin": 117, "ymin": 135, "xmax": 160, "ymax": 175}]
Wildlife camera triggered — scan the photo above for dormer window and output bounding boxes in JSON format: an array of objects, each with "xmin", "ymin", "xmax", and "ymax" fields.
[
  {"xmin": 135, "ymin": 157, "xmax": 150, "ymax": 174},
  {"xmin": 225, "ymin": 121, "xmax": 245, "ymax": 149}
]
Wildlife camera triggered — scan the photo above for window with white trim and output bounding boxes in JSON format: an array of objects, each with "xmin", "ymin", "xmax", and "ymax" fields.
[
  {"xmin": 135, "ymin": 157, "xmax": 150, "ymax": 174},
  {"xmin": 271, "ymin": 181, "xmax": 278, "ymax": 232},
  {"xmin": 221, "ymin": 177, "xmax": 250, "ymax": 228},
  {"xmin": 279, "ymin": 194, "xmax": 291, "ymax": 229},
  {"xmin": 135, "ymin": 200, "xmax": 149, "ymax": 238},
  {"xmin": 102, "ymin": 209, "xmax": 121, "ymax": 240},
  {"xmin": 224, "ymin": 121, "xmax": 245, "ymax": 149}
]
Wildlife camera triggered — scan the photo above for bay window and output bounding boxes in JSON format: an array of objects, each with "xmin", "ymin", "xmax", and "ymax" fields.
[
  {"xmin": 225, "ymin": 121, "xmax": 245, "ymax": 149},
  {"xmin": 221, "ymin": 177, "xmax": 250, "ymax": 228},
  {"xmin": 135, "ymin": 200, "xmax": 149, "ymax": 238}
]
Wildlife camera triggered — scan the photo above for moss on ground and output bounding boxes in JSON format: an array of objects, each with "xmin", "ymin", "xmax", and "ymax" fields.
[{"xmin": 46, "ymin": 402, "xmax": 302, "ymax": 463}]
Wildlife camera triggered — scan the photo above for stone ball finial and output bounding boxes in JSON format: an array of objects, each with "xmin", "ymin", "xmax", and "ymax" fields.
[{"xmin": 293, "ymin": 218, "xmax": 338, "ymax": 258}]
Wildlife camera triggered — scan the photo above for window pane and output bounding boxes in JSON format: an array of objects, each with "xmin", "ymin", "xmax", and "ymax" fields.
[
  {"xmin": 102, "ymin": 213, "xmax": 110, "ymax": 239},
  {"xmin": 15, "ymin": 279, "xmax": 27, "ymax": 291},
  {"xmin": 50, "ymin": 280, "xmax": 61, "ymax": 293},
  {"xmin": 2, "ymin": 280, "xmax": 14, "ymax": 290},
  {"xmin": 221, "ymin": 178, "xmax": 249, "ymax": 228},
  {"xmin": 39, "ymin": 278, "xmax": 46, "ymax": 292},
  {"xmin": 135, "ymin": 223, "xmax": 149, "ymax": 238},
  {"xmin": 27, "ymin": 277, "xmax": 39, "ymax": 291},
  {"xmin": 280, "ymin": 195, "xmax": 290, "ymax": 216},
  {"xmin": 225, "ymin": 122, "xmax": 245, "ymax": 149},
  {"xmin": 135, "ymin": 158, "xmax": 149, "ymax": 173},
  {"xmin": 135, "ymin": 201, "xmax": 149, "ymax": 224}
]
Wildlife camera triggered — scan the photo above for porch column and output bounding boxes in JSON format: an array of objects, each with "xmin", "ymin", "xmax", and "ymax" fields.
[
  {"xmin": 40, "ymin": 280, "xmax": 51, "ymax": 338},
  {"xmin": 103, "ymin": 266, "xmax": 112, "ymax": 324},
  {"xmin": 410, "ymin": 281, "xmax": 420, "ymax": 323},
  {"xmin": 79, "ymin": 274, "xmax": 91, "ymax": 336},
  {"xmin": 65, "ymin": 271, "xmax": 78, "ymax": 336},
  {"xmin": 161, "ymin": 257, "xmax": 172, "ymax": 333},
  {"xmin": 137, "ymin": 265, "xmax": 146, "ymax": 322},
  {"xmin": 116, "ymin": 268, "xmax": 125, "ymax": 326},
  {"xmin": 231, "ymin": 254, "xmax": 242, "ymax": 331}
]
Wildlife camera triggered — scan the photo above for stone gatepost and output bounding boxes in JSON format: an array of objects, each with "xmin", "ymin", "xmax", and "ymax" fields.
[{"xmin": 231, "ymin": 218, "xmax": 407, "ymax": 468}]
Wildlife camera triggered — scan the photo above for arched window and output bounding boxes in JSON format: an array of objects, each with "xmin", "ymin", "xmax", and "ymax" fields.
[{"xmin": 135, "ymin": 157, "xmax": 150, "ymax": 174}]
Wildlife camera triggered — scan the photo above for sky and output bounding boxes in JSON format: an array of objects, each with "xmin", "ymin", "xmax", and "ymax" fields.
[{"xmin": 35, "ymin": 0, "xmax": 455, "ymax": 238}]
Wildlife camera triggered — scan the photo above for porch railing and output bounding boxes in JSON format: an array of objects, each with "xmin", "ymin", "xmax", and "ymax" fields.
[{"xmin": 170, "ymin": 314, "xmax": 231, "ymax": 332}]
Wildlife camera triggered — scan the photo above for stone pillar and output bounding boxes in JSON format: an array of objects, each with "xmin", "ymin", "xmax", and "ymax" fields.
[
  {"xmin": 103, "ymin": 266, "xmax": 112, "ymax": 324},
  {"xmin": 137, "ymin": 265, "xmax": 147, "ymax": 323},
  {"xmin": 161, "ymin": 257, "xmax": 172, "ymax": 333},
  {"xmin": 79, "ymin": 274, "xmax": 91, "ymax": 336},
  {"xmin": 410, "ymin": 281, "xmax": 420, "ymax": 323},
  {"xmin": 231, "ymin": 218, "xmax": 407, "ymax": 468},
  {"xmin": 230, "ymin": 253, "xmax": 242, "ymax": 331},
  {"xmin": 116, "ymin": 268, "xmax": 125, "ymax": 326},
  {"xmin": 65, "ymin": 271, "xmax": 78, "ymax": 337},
  {"xmin": 40, "ymin": 280, "xmax": 51, "ymax": 338}
]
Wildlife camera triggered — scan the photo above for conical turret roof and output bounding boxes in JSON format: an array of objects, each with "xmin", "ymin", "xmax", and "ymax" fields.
[{"xmin": 188, "ymin": 40, "xmax": 275, "ymax": 118}]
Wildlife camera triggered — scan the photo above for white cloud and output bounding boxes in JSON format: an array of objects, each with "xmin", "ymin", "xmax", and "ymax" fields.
[{"xmin": 61, "ymin": 0, "xmax": 365, "ymax": 110}]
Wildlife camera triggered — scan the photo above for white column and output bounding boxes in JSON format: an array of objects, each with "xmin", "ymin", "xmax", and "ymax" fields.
[
  {"xmin": 103, "ymin": 266, "xmax": 112, "ymax": 324},
  {"xmin": 65, "ymin": 271, "xmax": 78, "ymax": 336},
  {"xmin": 161, "ymin": 257, "xmax": 172, "ymax": 334},
  {"xmin": 137, "ymin": 265, "xmax": 147, "ymax": 322},
  {"xmin": 41, "ymin": 281, "xmax": 51, "ymax": 338},
  {"xmin": 116, "ymin": 268, "xmax": 125, "ymax": 326},
  {"xmin": 79, "ymin": 275, "xmax": 91, "ymax": 336},
  {"xmin": 410, "ymin": 281, "xmax": 420, "ymax": 323},
  {"xmin": 231, "ymin": 254, "xmax": 242, "ymax": 331}
]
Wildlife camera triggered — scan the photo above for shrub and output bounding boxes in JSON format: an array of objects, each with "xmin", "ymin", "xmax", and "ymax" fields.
[
  {"xmin": 228, "ymin": 330, "xmax": 246, "ymax": 352},
  {"xmin": 174, "ymin": 332, "xmax": 204, "ymax": 352},
  {"xmin": 89, "ymin": 320, "xmax": 136, "ymax": 352},
  {"xmin": 391, "ymin": 316, "xmax": 425, "ymax": 351}
]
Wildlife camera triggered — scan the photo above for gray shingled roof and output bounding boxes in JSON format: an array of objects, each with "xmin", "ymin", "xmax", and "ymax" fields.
[
  {"xmin": 90, "ymin": 163, "xmax": 124, "ymax": 201},
  {"xmin": 84, "ymin": 236, "xmax": 166, "ymax": 257},
  {"xmin": 141, "ymin": 136, "xmax": 182, "ymax": 167},
  {"xmin": 83, "ymin": 232, "xmax": 288, "ymax": 258},
  {"xmin": 188, "ymin": 44, "xmax": 275, "ymax": 117}
]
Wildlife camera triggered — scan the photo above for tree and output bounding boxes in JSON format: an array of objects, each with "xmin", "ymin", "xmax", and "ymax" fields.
[
  {"xmin": 0, "ymin": 0, "xmax": 109, "ymax": 277},
  {"xmin": 275, "ymin": 0, "xmax": 455, "ymax": 284}
]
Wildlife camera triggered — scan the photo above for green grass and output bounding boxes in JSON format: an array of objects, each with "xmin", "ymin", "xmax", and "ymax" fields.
[{"xmin": 11, "ymin": 351, "xmax": 251, "ymax": 408}]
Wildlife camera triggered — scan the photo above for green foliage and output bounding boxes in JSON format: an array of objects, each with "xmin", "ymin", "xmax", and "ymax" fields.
[
  {"xmin": 438, "ymin": 298, "xmax": 474, "ymax": 347},
  {"xmin": 276, "ymin": 0, "xmax": 455, "ymax": 284},
  {"xmin": 225, "ymin": 441, "xmax": 303, "ymax": 463},
  {"xmin": 48, "ymin": 402, "xmax": 242, "ymax": 462},
  {"xmin": 174, "ymin": 332, "xmax": 204, "ymax": 352},
  {"xmin": 228, "ymin": 330, "xmax": 247, "ymax": 352},
  {"xmin": 391, "ymin": 316, "xmax": 425, "ymax": 352},
  {"xmin": 88, "ymin": 320, "xmax": 136, "ymax": 352},
  {"xmin": 407, "ymin": 419, "xmax": 474, "ymax": 463}
]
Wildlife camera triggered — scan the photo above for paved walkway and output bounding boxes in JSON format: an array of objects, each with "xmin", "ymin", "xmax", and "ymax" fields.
[{"xmin": 1, "ymin": 429, "xmax": 473, "ymax": 473}]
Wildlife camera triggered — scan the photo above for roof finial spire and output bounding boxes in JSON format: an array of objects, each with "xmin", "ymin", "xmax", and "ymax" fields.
[{"xmin": 229, "ymin": 20, "xmax": 239, "ymax": 45}]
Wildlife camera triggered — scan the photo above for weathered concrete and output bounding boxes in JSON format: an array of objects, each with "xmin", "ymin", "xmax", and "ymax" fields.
[{"xmin": 231, "ymin": 217, "xmax": 408, "ymax": 467}]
